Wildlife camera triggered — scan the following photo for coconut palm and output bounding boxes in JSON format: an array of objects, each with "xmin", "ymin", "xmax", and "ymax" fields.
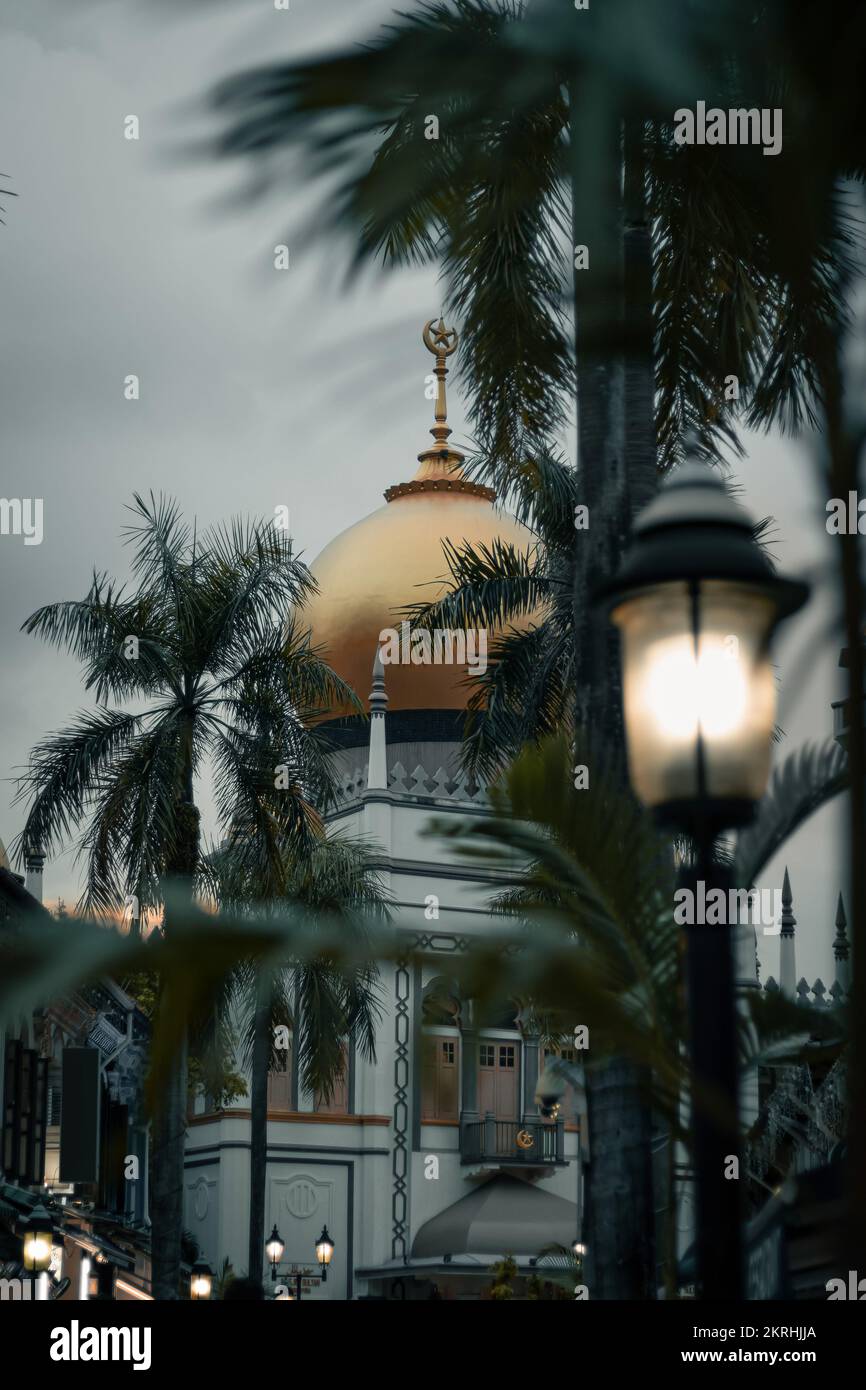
[
  {"xmin": 206, "ymin": 834, "xmax": 388, "ymax": 1284},
  {"xmin": 13, "ymin": 493, "xmax": 359, "ymax": 1299},
  {"xmin": 205, "ymin": 0, "xmax": 866, "ymax": 1292},
  {"xmin": 207, "ymin": 0, "xmax": 861, "ymax": 476}
]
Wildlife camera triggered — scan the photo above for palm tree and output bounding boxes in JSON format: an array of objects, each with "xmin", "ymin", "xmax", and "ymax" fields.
[
  {"xmin": 206, "ymin": 0, "xmax": 860, "ymax": 474},
  {"xmin": 204, "ymin": 0, "xmax": 865, "ymax": 1292},
  {"xmin": 206, "ymin": 834, "xmax": 388, "ymax": 1284},
  {"xmin": 13, "ymin": 493, "xmax": 359, "ymax": 1298}
]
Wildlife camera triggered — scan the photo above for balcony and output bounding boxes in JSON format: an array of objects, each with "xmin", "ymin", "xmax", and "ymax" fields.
[{"xmin": 460, "ymin": 1113, "xmax": 567, "ymax": 1168}]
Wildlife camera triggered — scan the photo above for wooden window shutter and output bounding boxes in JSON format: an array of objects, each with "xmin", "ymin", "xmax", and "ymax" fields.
[
  {"xmin": 267, "ymin": 1041, "xmax": 293, "ymax": 1111},
  {"xmin": 421, "ymin": 1036, "xmax": 458, "ymax": 1121}
]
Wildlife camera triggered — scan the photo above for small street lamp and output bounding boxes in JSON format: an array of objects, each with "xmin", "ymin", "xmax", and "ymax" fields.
[
  {"xmin": 266, "ymin": 1225, "xmax": 285, "ymax": 1283},
  {"xmin": 190, "ymin": 1256, "xmax": 214, "ymax": 1301},
  {"xmin": 269, "ymin": 1227, "xmax": 336, "ymax": 1299},
  {"xmin": 598, "ymin": 459, "xmax": 808, "ymax": 1302},
  {"xmin": 315, "ymin": 1227, "xmax": 334, "ymax": 1283},
  {"xmin": 21, "ymin": 1202, "xmax": 54, "ymax": 1274}
]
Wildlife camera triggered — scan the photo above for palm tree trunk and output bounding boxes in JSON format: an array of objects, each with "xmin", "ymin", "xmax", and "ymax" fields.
[
  {"xmin": 150, "ymin": 1024, "xmax": 189, "ymax": 1300},
  {"xmin": 150, "ymin": 795, "xmax": 199, "ymax": 1300},
  {"xmin": 247, "ymin": 973, "xmax": 272, "ymax": 1285},
  {"xmin": 569, "ymin": 82, "xmax": 657, "ymax": 1298}
]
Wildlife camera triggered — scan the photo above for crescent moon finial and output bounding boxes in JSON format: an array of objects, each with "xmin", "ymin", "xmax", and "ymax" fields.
[
  {"xmin": 416, "ymin": 318, "xmax": 460, "ymax": 475},
  {"xmin": 423, "ymin": 317, "xmax": 458, "ymax": 357}
]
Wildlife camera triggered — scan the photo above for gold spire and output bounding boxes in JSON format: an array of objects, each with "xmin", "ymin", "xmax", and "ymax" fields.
[
  {"xmin": 422, "ymin": 316, "xmax": 459, "ymax": 456},
  {"xmin": 384, "ymin": 317, "xmax": 495, "ymax": 503}
]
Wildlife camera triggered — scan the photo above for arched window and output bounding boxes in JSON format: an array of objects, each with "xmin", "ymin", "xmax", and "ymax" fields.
[{"xmin": 421, "ymin": 976, "xmax": 461, "ymax": 1026}]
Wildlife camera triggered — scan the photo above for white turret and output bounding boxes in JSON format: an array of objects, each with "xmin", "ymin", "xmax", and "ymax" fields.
[
  {"xmin": 779, "ymin": 866, "xmax": 796, "ymax": 999},
  {"xmin": 367, "ymin": 646, "xmax": 389, "ymax": 790}
]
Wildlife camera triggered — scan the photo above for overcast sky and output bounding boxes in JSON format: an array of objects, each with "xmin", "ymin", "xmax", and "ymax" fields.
[{"xmin": 0, "ymin": 0, "xmax": 849, "ymax": 985}]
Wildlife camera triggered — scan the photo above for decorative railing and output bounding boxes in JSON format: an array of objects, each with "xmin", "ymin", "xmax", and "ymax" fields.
[
  {"xmin": 460, "ymin": 1113, "xmax": 566, "ymax": 1167},
  {"xmin": 760, "ymin": 976, "xmax": 847, "ymax": 1007},
  {"xmin": 332, "ymin": 760, "xmax": 489, "ymax": 809}
]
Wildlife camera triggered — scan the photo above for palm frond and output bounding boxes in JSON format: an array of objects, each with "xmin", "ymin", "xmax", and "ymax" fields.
[
  {"xmin": 733, "ymin": 740, "xmax": 848, "ymax": 887},
  {"xmin": 12, "ymin": 709, "xmax": 144, "ymax": 863}
]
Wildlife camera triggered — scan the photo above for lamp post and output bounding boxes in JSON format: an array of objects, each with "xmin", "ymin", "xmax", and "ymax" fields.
[
  {"xmin": 268, "ymin": 1226, "xmax": 335, "ymax": 1299},
  {"xmin": 597, "ymin": 460, "xmax": 808, "ymax": 1301},
  {"xmin": 190, "ymin": 1256, "xmax": 214, "ymax": 1301}
]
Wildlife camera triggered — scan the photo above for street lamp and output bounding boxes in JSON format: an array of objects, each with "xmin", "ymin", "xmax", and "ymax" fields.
[
  {"xmin": 315, "ymin": 1227, "xmax": 334, "ymax": 1283},
  {"xmin": 21, "ymin": 1202, "xmax": 54, "ymax": 1273},
  {"xmin": 598, "ymin": 459, "xmax": 808, "ymax": 1302},
  {"xmin": 270, "ymin": 1228, "xmax": 335, "ymax": 1299},
  {"xmin": 190, "ymin": 1256, "xmax": 214, "ymax": 1301},
  {"xmin": 266, "ymin": 1225, "xmax": 285, "ymax": 1283},
  {"xmin": 599, "ymin": 461, "xmax": 807, "ymax": 831}
]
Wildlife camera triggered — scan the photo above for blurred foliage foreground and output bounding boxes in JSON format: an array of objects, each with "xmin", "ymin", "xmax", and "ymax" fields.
[{"xmin": 1, "ymin": 736, "xmax": 845, "ymax": 1141}]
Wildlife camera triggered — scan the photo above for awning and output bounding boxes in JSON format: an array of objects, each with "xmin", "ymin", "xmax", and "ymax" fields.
[
  {"xmin": 411, "ymin": 1172, "xmax": 578, "ymax": 1259},
  {"xmin": 356, "ymin": 1252, "xmax": 571, "ymax": 1281}
]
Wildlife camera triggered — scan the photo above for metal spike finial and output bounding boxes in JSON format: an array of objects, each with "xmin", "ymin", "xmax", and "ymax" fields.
[{"xmin": 780, "ymin": 866, "xmax": 796, "ymax": 937}]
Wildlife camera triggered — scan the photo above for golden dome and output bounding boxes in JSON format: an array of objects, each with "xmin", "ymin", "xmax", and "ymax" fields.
[{"xmin": 300, "ymin": 320, "xmax": 536, "ymax": 716}]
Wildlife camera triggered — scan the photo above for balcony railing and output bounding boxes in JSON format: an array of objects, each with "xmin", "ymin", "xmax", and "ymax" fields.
[{"xmin": 461, "ymin": 1113, "xmax": 567, "ymax": 1167}]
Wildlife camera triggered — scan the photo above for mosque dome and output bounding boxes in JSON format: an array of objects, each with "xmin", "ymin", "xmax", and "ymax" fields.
[{"xmin": 300, "ymin": 320, "xmax": 536, "ymax": 721}]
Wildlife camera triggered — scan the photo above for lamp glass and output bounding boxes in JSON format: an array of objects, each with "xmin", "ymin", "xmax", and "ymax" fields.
[
  {"xmin": 266, "ymin": 1229, "xmax": 285, "ymax": 1265},
  {"xmin": 23, "ymin": 1229, "xmax": 52, "ymax": 1272},
  {"xmin": 315, "ymin": 1231, "xmax": 334, "ymax": 1267},
  {"xmin": 611, "ymin": 580, "xmax": 778, "ymax": 813},
  {"xmin": 190, "ymin": 1272, "xmax": 212, "ymax": 1301}
]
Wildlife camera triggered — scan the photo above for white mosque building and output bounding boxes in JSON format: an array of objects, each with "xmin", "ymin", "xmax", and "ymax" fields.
[
  {"xmin": 180, "ymin": 321, "xmax": 853, "ymax": 1302},
  {"xmin": 182, "ymin": 322, "xmax": 584, "ymax": 1300}
]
